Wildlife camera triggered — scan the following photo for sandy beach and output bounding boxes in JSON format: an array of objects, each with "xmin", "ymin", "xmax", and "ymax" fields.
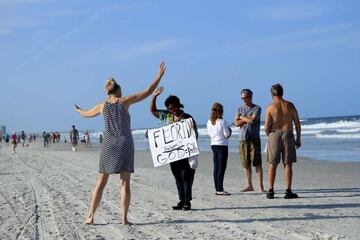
[{"xmin": 0, "ymin": 141, "xmax": 359, "ymax": 240}]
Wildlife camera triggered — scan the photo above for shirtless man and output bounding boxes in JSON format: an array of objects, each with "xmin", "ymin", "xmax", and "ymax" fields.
[{"xmin": 264, "ymin": 84, "xmax": 301, "ymax": 199}]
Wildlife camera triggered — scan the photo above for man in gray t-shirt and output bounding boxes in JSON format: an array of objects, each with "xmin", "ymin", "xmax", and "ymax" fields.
[{"xmin": 234, "ymin": 89, "xmax": 264, "ymax": 192}]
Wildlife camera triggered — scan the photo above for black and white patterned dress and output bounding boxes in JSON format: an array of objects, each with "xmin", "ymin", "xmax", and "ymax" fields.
[{"xmin": 99, "ymin": 101, "xmax": 134, "ymax": 173}]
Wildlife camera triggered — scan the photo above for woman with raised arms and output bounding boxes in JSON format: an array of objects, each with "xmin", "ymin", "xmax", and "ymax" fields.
[{"xmin": 75, "ymin": 62, "xmax": 166, "ymax": 225}]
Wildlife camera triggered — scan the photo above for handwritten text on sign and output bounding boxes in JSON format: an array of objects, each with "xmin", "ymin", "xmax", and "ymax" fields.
[{"xmin": 148, "ymin": 119, "xmax": 199, "ymax": 167}]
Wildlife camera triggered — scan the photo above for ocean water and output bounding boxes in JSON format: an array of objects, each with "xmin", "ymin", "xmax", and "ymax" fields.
[{"xmin": 67, "ymin": 115, "xmax": 360, "ymax": 163}]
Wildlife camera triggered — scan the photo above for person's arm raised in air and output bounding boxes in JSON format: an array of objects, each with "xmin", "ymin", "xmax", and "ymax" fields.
[
  {"xmin": 74, "ymin": 103, "xmax": 104, "ymax": 118},
  {"xmin": 291, "ymin": 103, "xmax": 301, "ymax": 148},
  {"xmin": 150, "ymin": 86, "xmax": 164, "ymax": 119},
  {"xmin": 123, "ymin": 62, "xmax": 166, "ymax": 107}
]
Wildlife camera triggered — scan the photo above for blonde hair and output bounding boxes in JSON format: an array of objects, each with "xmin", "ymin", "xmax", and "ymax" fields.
[
  {"xmin": 105, "ymin": 78, "xmax": 120, "ymax": 95},
  {"xmin": 210, "ymin": 102, "xmax": 224, "ymax": 125}
]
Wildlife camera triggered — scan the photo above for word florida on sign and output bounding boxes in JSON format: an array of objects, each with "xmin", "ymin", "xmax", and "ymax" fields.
[{"xmin": 148, "ymin": 118, "xmax": 199, "ymax": 167}]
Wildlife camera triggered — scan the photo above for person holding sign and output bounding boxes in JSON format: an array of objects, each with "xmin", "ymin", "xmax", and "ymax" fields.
[
  {"xmin": 75, "ymin": 62, "xmax": 166, "ymax": 225},
  {"xmin": 150, "ymin": 87, "xmax": 198, "ymax": 211},
  {"xmin": 207, "ymin": 103, "xmax": 232, "ymax": 196}
]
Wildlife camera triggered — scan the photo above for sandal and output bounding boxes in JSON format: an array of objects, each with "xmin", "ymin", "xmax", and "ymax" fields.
[{"xmin": 215, "ymin": 191, "xmax": 231, "ymax": 196}]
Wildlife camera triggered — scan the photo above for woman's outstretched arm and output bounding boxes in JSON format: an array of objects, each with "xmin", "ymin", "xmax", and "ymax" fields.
[
  {"xmin": 123, "ymin": 61, "xmax": 166, "ymax": 106},
  {"xmin": 75, "ymin": 103, "xmax": 104, "ymax": 118}
]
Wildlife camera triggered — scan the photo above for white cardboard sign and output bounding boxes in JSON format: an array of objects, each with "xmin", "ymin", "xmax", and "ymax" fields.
[{"xmin": 148, "ymin": 119, "xmax": 199, "ymax": 167}]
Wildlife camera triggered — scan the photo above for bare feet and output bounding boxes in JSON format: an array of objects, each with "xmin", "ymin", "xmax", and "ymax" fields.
[
  {"xmin": 83, "ymin": 213, "xmax": 94, "ymax": 225},
  {"xmin": 241, "ymin": 186, "xmax": 254, "ymax": 192},
  {"xmin": 259, "ymin": 188, "xmax": 265, "ymax": 193},
  {"xmin": 83, "ymin": 217, "xmax": 94, "ymax": 225},
  {"xmin": 122, "ymin": 220, "xmax": 132, "ymax": 225}
]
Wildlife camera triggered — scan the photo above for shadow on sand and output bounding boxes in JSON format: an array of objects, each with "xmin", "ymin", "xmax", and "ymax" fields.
[
  {"xmin": 134, "ymin": 187, "xmax": 360, "ymax": 226},
  {"xmin": 134, "ymin": 214, "xmax": 360, "ymax": 226}
]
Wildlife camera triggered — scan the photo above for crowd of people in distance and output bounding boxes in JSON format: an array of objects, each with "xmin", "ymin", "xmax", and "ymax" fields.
[
  {"xmin": 1, "ymin": 128, "xmax": 99, "ymax": 152},
  {"xmin": 42, "ymin": 131, "xmax": 62, "ymax": 147},
  {"xmin": 1, "ymin": 131, "xmax": 38, "ymax": 153}
]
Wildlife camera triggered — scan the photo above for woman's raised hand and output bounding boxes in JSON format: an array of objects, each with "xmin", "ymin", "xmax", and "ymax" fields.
[
  {"xmin": 153, "ymin": 86, "xmax": 164, "ymax": 97},
  {"xmin": 157, "ymin": 61, "xmax": 166, "ymax": 79},
  {"xmin": 74, "ymin": 104, "xmax": 82, "ymax": 113}
]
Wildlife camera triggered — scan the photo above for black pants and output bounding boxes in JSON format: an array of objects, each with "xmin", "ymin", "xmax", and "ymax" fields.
[
  {"xmin": 170, "ymin": 158, "xmax": 193, "ymax": 203},
  {"xmin": 211, "ymin": 145, "xmax": 228, "ymax": 192}
]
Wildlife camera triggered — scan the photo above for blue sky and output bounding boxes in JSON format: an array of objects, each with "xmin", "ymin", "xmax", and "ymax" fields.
[{"xmin": 1, "ymin": 0, "xmax": 359, "ymax": 133}]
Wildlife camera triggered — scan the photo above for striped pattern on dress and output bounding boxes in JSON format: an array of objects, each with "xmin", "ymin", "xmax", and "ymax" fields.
[{"xmin": 99, "ymin": 101, "xmax": 134, "ymax": 173}]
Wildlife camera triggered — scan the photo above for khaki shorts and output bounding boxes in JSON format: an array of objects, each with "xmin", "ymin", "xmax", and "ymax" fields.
[
  {"xmin": 239, "ymin": 138, "xmax": 262, "ymax": 168},
  {"xmin": 266, "ymin": 131, "xmax": 297, "ymax": 164}
]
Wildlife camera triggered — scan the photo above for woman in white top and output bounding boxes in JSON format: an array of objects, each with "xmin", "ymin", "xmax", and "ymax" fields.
[{"xmin": 207, "ymin": 102, "xmax": 232, "ymax": 195}]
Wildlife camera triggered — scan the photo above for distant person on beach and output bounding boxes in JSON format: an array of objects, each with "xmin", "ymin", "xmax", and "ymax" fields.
[
  {"xmin": 99, "ymin": 134, "xmax": 103, "ymax": 144},
  {"xmin": 264, "ymin": 84, "xmax": 301, "ymax": 199},
  {"xmin": 207, "ymin": 102, "xmax": 232, "ymax": 196},
  {"xmin": 75, "ymin": 62, "xmax": 165, "ymax": 225},
  {"xmin": 5, "ymin": 134, "xmax": 10, "ymax": 146},
  {"xmin": 234, "ymin": 89, "xmax": 264, "ymax": 192},
  {"xmin": 21, "ymin": 131, "xmax": 26, "ymax": 147},
  {"xmin": 11, "ymin": 132, "xmax": 17, "ymax": 153},
  {"xmin": 84, "ymin": 131, "xmax": 91, "ymax": 147},
  {"xmin": 69, "ymin": 125, "xmax": 79, "ymax": 152},
  {"xmin": 42, "ymin": 131, "xmax": 49, "ymax": 147},
  {"xmin": 80, "ymin": 136, "xmax": 86, "ymax": 146},
  {"xmin": 150, "ymin": 86, "xmax": 198, "ymax": 211}
]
